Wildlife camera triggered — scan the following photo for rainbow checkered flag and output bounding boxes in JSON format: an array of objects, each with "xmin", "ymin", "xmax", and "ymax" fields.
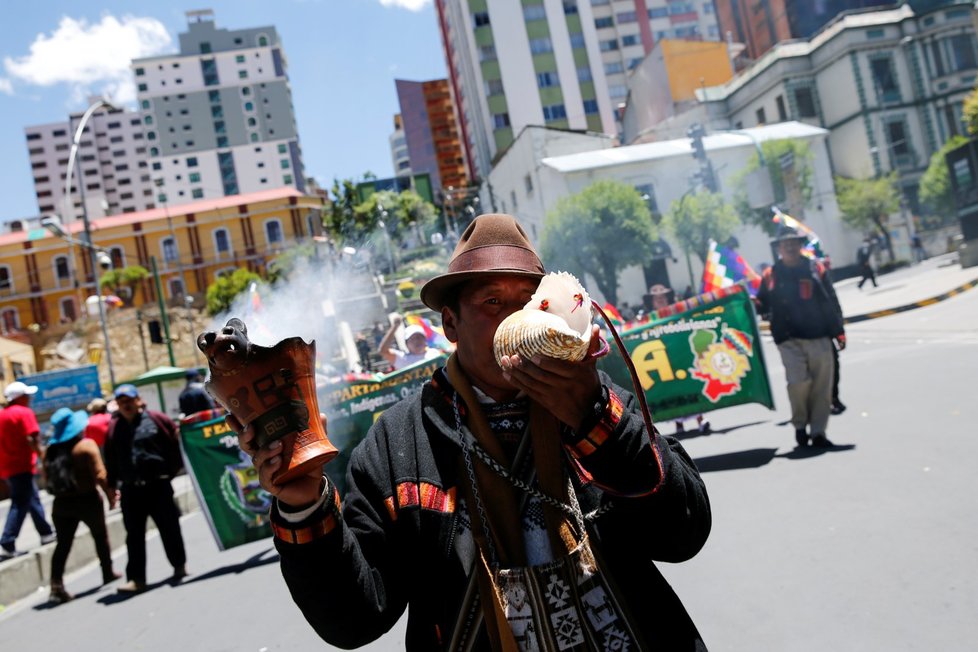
[
  {"xmin": 702, "ymin": 240, "xmax": 762, "ymax": 297},
  {"xmin": 772, "ymin": 209, "xmax": 828, "ymax": 261},
  {"xmin": 404, "ymin": 314, "xmax": 453, "ymax": 351}
]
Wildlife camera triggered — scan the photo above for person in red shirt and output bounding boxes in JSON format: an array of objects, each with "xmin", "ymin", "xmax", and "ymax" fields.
[
  {"xmin": 84, "ymin": 398, "xmax": 112, "ymax": 450},
  {"xmin": 1, "ymin": 381, "xmax": 56, "ymax": 559}
]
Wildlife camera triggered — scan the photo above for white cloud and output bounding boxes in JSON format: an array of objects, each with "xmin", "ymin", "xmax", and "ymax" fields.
[
  {"xmin": 378, "ymin": 0, "xmax": 431, "ymax": 10},
  {"xmin": 0, "ymin": 78, "xmax": 12, "ymax": 95},
  {"xmin": 3, "ymin": 14, "xmax": 171, "ymax": 105}
]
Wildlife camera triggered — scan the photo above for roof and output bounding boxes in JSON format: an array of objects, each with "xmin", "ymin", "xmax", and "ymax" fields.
[
  {"xmin": 541, "ymin": 121, "xmax": 828, "ymax": 173},
  {"xmin": 1, "ymin": 186, "xmax": 317, "ymax": 248}
]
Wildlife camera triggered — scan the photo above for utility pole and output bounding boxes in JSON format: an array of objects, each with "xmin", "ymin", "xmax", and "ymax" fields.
[
  {"xmin": 150, "ymin": 256, "xmax": 176, "ymax": 366},
  {"xmin": 135, "ymin": 309, "xmax": 150, "ymax": 372}
]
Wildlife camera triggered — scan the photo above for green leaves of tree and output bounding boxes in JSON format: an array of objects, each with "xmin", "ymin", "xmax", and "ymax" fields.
[{"xmin": 661, "ymin": 191, "xmax": 740, "ymax": 264}]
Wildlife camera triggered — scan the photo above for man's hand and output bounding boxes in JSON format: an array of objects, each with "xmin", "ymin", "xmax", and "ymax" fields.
[
  {"xmin": 229, "ymin": 413, "xmax": 325, "ymax": 509},
  {"xmin": 499, "ymin": 324, "xmax": 603, "ymax": 431},
  {"xmin": 834, "ymin": 334, "xmax": 847, "ymax": 351}
]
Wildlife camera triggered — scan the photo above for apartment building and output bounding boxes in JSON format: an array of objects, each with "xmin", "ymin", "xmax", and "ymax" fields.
[
  {"xmin": 390, "ymin": 114, "xmax": 412, "ymax": 177},
  {"xmin": 25, "ymin": 106, "xmax": 154, "ymax": 220},
  {"xmin": 131, "ymin": 10, "xmax": 306, "ymax": 209}
]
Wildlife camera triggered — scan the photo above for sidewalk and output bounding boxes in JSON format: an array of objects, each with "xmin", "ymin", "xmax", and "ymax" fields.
[{"xmin": 3, "ymin": 254, "xmax": 977, "ymax": 609}]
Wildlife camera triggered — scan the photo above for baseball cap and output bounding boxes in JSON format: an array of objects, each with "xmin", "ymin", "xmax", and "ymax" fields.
[
  {"xmin": 403, "ymin": 325, "xmax": 426, "ymax": 342},
  {"xmin": 4, "ymin": 381, "xmax": 39, "ymax": 402},
  {"xmin": 113, "ymin": 384, "xmax": 139, "ymax": 399}
]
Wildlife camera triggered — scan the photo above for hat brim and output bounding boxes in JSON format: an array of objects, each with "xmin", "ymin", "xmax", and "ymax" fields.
[{"xmin": 420, "ymin": 269, "xmax": 545, "ymax": 312}]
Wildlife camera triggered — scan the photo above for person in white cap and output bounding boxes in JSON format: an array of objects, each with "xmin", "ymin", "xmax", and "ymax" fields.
[
  {"xmin": 378, "ymin": 315, "xmax": 442, "ymax": 371},
  {"xmin": 1, "ymin": 381, "xmax": 56, "ymax": 560}
]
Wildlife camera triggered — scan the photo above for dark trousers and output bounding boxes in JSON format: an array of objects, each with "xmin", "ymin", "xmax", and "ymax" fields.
[
  {"xmin": 120, "ymin": 480, "xmax": 186, "ymax": 584},
  {"xmin": 1, "ymin": 473, "xmax": 53, "ymax": 550},
  {"xmin": 857, "ymin": 263, "xmax": 877, "ymax": 288},
  {"xmin": 51, "ymin": 492, "xmax": 113, "ymax": 582},
  {"xmin": 832, "ymin": 344, "xmax": 841, "ymax": 405}
]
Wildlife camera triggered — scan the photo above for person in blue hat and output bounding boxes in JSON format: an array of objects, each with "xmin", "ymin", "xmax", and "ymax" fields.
[
  {"xmin": 104, "ymin": 384, "xmax": 187, "ymax": 594},
  {"xmin": 43, "ymin": 407, "xmax": 121, "ymax": 603}
]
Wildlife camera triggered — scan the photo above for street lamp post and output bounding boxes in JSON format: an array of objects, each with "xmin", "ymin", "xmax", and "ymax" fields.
[
  {"xmin": 63, "ymin": 97, "xmax": 120, "ymax": 388},
  {"xmin": 377, "ymin": 206, "xmax": 396, "ymax": 275}
]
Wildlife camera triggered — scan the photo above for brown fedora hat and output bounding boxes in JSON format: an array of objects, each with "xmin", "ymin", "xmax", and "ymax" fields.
[{"xmin": 420, "ymin": 214, "xmax": 545, "ymax": 311}]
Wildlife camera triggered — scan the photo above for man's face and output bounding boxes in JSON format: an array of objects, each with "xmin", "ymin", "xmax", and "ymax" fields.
[
  {"xmin": 778, "ymin": 238, "xmax": 804, "ymax": 265},
  {"xmin": 405, "ymin": 333, "xmax": 427, "ymax": 355},
  {"xmin": 442, "ymin": 274, "xmax": 538, "ymax": 401},
  {"xmin": 116, "ymin": 395, "xmax": 141, "ymax": 421}
]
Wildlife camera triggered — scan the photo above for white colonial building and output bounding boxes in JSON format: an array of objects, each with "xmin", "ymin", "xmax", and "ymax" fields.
[{"xmin": 486, "ymin": 122, "xmax": 864, "ymax": 306}]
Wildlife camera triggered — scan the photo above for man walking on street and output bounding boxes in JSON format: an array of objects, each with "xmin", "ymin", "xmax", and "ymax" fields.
[
  {"xmin": 856, "ymin": 237, "xmax": 877, "ymax": 289},
  {"xmin": 757, "ymin": 227, "xmax": 846, "ymax": 448},
  {"xmin": 104, "ymin": 384, "xmax": 187, "ymax": 592},
  {"xmin": 1, "ymin": 381, "xmax": 56, "ymax": 559}
]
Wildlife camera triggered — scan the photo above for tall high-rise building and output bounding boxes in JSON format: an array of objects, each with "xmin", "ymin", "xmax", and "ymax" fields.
[
  {"xmin": 395, "ymin": 78, "xmax": 470, "ymax": 197},
  {"xmin": 131, "ymin": 10, "xmax": 305, "ymax": 208},
  {"xmin": 434, "ymin": 0, "xmax": 719, "ymax": 179},
  {"xmin": 390, "ymin": 114, "xmax": 412, "ymax": 177},
  {"xmin": 25, "ymin": 106, "xmax": 154, "ymax": 220},
  {"xmin": 714, "ymin": 0, "xmax": 894, "ymax": 61}
]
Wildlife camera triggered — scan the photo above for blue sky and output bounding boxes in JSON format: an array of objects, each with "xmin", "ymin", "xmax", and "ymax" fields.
[{"xmin": 0, "ymin": 0, "xmax": 445, "ymax": 222}]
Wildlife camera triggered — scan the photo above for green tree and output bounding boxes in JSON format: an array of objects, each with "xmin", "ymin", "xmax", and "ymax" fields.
[
  {"xmin": 324, "ymin": 177, "xmax": 372, "ymax": 244},
  {"xmin": 539, "ymin": 180, "xmax": 657, "ymax": 305},
  {"xmin": 205, "ymin": 268, "xmax": 262, "ymax": 316},
  {"xmin": 661, "ymin": 191, "xmax": 740, "ymax": 267},
  {"xmin": 835, "ymin": 173, "xmax": 901, "ymax": 262},
  {"xmin": 357, "ymin": 189, "xmax": 438, "ymax": 246},
  {"xmin": 266, "ymin": 241, "xmax": 318, "ymax": 285},
  {"xmin": 732, "ymin": 139, "xmax": 814, "ymax": 234},
  {"xmin": 98, "ymin": 265, "xmax": 150, "ymax": 306},
  {"xmin": 964, "ymin": 85, "xmax": 978, "ymax": 136},
  {"xmin": 919, "ymin": 135, "xmax": 969, "ymax": 224}
]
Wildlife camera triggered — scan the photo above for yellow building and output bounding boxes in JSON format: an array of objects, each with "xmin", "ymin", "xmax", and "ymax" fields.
[{"xmin": 0, "ymin": 187, "xmax": 325, "ymax": 332}]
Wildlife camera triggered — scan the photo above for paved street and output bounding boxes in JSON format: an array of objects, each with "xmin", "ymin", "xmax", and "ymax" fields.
[{"xmin": 2, "ymin": 257, "xmax": 977, "ymax": 650}]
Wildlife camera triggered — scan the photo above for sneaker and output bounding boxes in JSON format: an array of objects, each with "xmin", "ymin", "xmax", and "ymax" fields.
[
  {"xmin": 49, "ymin": 584, "xmax": 73, "ymax": 604},
  {"xmin": 116, "ymin": 580, "xmax": 147, "ymax": 594},
  {"xmin": 674, "ymin": 422, "xmax": 685, "ymax": 435},
  {"xmin": 830, "ymin": 401, "xmax": 847, "ymax": 416},
  {"xmin": 795, "ymin": 429, "xmax": 810, "ymax": 447},
  {"xmin": 40, "ymin": 533, "xmax": 57, "ymax": 545},
  {"xmin": 698, "ymin": 420, "xmax": 712, "ymax": 434},
  {"xmin": 102, "ymin": 570, "xmax": 123, "ymax": 585},
  {"xmin": 811, "ymin": 434, "xmax": 835, "ymax": 448},
  {"xmin": 0, "ymin": 547, "xmax": 25, "ymax": 561}
]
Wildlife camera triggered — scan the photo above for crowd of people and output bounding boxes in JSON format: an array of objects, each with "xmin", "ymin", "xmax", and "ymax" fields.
[{"xmin": 0, "ymin": 378, "xmax": 199, "ymax": 603}]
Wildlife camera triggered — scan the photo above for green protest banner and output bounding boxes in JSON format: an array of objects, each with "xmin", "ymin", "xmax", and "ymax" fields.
[
  {"xmin": 179, "ymin": 413, "xmax": 272, "ymax": 551},
  {"xmin": 598, "ymin": 286, "xmax": 774, "ymax": 422},
  {"xmin": 318, "ymin": 355, "xmax": 448, "ymax": 496}
]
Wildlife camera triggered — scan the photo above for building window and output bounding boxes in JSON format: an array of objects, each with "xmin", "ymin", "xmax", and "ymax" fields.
[
  {"xmin": 869, "ymin": 56, "xmax": 900, "ymax": 104},
  {"xmin": 238, "ymin": 70, "xmax": 248, "ymax": 79},
  {"xmin": 524, "ymin": 174, "xmax": 534, "ymax": 194},
  {"xmin": 605, "ymin": 61, "xmax": 624, "ymax": 75},
  {"xmin": 949, "ymin": 34, "xmax": 978, "ymax": 72},
  {"xmin": 200, "ymin": 42, "xmax": 212, "ymax": 53},
  {"xmin": 493, "ymin": 113, "xmax": 511, "ymax": 129},
  {"xmin": 1, "ymin": 308, "xmax": 19, "ymax": 333},
  {"xmin": 595, "ymin": 17, "xmax": 614, "ymax": 28},
  {"xmin": 600, "ymin": 39, "xmax": 619, "ymax": 52},
  {"xmin": 161, "ymin": 237, "xmax": 179, "ymax": 264},
  {"xmin": 265, "ymin": 219, "xmax": 283, "ymax": 245},
  {"xmin": 479, "ymin": 44, "xmax": 497, "ymax": 62},
  {"xmin": 473, "ymin": 11, "xmax": 490, "ymax": 27},
  {"xmin": 884, "ymin": 119, "xmax": 913, "ymax": 168},
  {"xmin": 756, "ymin": 107, "xmax": 767, "ymax": 125},
  {"xmin": 536, "ymin": 71, "xmax": 559, "ymax": 88},
  {"xmin": 53, "ymin": 255, "xmax": 71, "ymax": 288},
  {"xmin": 485, "ymin": 78, "xmax": 505, "ymax": 96},
  {"xmin": 137, "ymin": 83, "xmax": 148, "ymax": 92},
  {"xmin": 60, "ymin": 298, "xmax": 77, "ymax": 323},
  {"xmin": 622, "ymin": 34, "xmax": 640, "ymax": 47},
  {"xmin": 168, "ymin": 278, "xmax": 185, "ymax": 298},
  {"xmin": 135, "ymin": 67, "xmax": 145, "ymax": 76},
  {"xmin": 187, "ymin": 157, "xmax": 198, "ymax": 168},
  {"xmin": 569, "ymin": 32, "xmax": 586, "ymax": 49},
  {"xmin": 577, "ymin": 66, "xmax": 593, "ymax": 82},
  {"xmin": 564, "ymin": 2, "xmax": 579, "ymax": 16},
  {"xmin": 236, "ymin": 54, "xmax": 246, "ymax": 63},
  {"xmin": 583, "ymin": 99, "xmax": 599, "ymax": 114},
  {"xmin": 523, "ymin": 4, "xmax": 547, "ymax": 21},
  {"xmin": 109, "ymin": 246, "xmax": 126, "ymax": 269},
  {"xmin": 776, "ymin": 95, "xmax": 787, "ymax": 122},
  {"xmin": 189, "ymin": 172, "xmax": 201, "ymax": 183},
  {"xmin": 283, "ymin": 174, "xmax": 293, "ymax": 184},
  {"xmin": 529, "ymin": 38, "xmax": 553, "ymax": 54},
  {"xmin": 794, "ymin": 87, "xmax": 817, "ymax": 118},
  {"xmin": 542, "ymin": 104, "xmax": 567, "ymax": 121},
  {"xmin": 617, "ymin": 11, "xmax": 638, "ymax": 23},
  {"xmin": 213, "ymin": 228, "xmax": 232, "ymax": 259},
  {"xmin": 244, "ymin": 101, "xmax": 254, "ymax": 111},
  {"xmin": 277, "ymin": 143, "xmax": 287, "ymax": 154}
]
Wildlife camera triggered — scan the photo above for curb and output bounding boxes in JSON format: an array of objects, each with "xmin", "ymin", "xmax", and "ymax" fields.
[
  {"xmin": 842, "ymin": 277, "xmax": 978, "ymax": 325},
  {"xmin": 0, "ymin": 486, "xmax": 199, "ymax": 609}
]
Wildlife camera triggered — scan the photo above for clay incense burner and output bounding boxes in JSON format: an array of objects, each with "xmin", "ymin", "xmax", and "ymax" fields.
[{"xmin": 196, "ymin": 318, "xmax": 337, "ymax": 485}]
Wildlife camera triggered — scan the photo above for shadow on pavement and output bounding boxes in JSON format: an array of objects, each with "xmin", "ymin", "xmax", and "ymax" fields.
[
  {"xmin": 674, "ymin": 420, "xmax": 770, "ymax": 441},
  {"xmin": 777, "ymin": 444, "xmax": 856, "ymax": 460},
  {"xmin": 179, "ymin": 547, "xmax": 279, "ymax": 586},
  {"xmin": 96, "ymin": 578, "xmax": 172, "ymax": 605},
  {"xmin": 694, "ymin": 448, "xmax": 779, "ymax": 473}
]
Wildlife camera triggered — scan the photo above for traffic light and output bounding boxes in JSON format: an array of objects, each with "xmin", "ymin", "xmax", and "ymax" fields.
[
  {"xmin": 687, "ymin": 123, "xmax": 707, "ymax": 161},
  {"xmin": 148, "ymin": 319, "xmax": 164, "ymax": 344}
]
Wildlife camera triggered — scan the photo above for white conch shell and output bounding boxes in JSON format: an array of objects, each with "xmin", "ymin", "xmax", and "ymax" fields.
[{"xmin": 493, "ymin": 271, "xmax": 592, "ymax": 366}]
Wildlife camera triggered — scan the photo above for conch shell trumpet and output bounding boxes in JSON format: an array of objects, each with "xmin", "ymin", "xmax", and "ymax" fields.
[{"xmin": 493, "ymin": 271, "xmax": 592, "ymax": 366}]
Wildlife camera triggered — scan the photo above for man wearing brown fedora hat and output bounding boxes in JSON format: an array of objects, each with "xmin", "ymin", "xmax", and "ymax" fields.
[
  {"xmin": 757, "ymin": 225, "xmax": 845, "ymax": 448},
  {"xmin": 238, "ymin": 213, "xmax": 712, "ymax": 650}
]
